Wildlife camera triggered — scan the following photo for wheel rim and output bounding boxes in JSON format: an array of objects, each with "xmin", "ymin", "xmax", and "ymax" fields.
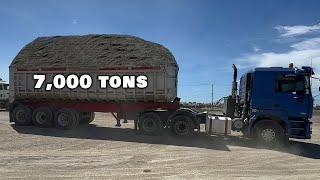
[
  {"xmin": 234, "ymin": 120, "xmax": 243, "ymax": 129},
  {"xmin": 142, "ymin": 118, "xmax": 156, "ymax": 132},
  {"xmin": 261, "ymin": 128, "xmax": 276, "ymax": 142},
  {"xmin": 16, "ymin": 109, "xmax": 26, "ymax": 122},
  {"xmin": 57, "ymin": 113, "xmax": 71, "ymax": 127},
  {"xmin": 35, "ymin": 112, "xmax": 47, "ymax": 124},
  {"xmin": 174, "ymin": 121, "xmax": 188, "ymax": 135}
]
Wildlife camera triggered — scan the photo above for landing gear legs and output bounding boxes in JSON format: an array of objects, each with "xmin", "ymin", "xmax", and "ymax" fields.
[
  {"xmin": 134, "ymin": 118, "xmax": 138, "ymax": 130},
  {"xmin": 112, "ymin": 112, "xmax": 122, "ymax": 127},
  {"xmin": 123, "ymin": 114, "xmax": 128, "ymax": 123}
]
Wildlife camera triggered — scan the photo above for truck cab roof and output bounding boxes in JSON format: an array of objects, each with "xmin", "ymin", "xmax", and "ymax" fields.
[
  {"xmin": 244, "ymin": 66, "xmax": 313, "ymax": 76},
  {"xmin": 255, "ymin": 67, "xmax": 295, "ymax": 72}
]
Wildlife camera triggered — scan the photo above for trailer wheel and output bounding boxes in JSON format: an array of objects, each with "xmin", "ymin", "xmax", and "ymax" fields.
[
  {"xmin": 32, "ymin": 107, "xmax": 54, "ymax": 127},
  {"xmin": 81, "ymin": 112, "xmax": 95, "ymax": 124},
  {"xmin": 171, "ymin": 115, "xmax": 194, "ymax": 136},
  {"xmin": 54, "ymin": 108, "xmax": 79, "ymax": 129},
  {"xmin": 253, "ymin": 120, "xmax": 288, "ymax": 148},
  {"xmin": 12, "ymin": 105, "xmax": 33, "ymax": 125},
  {"xmin": 138, "ymin": 112, "xmax": 162, "ymax": 135}
]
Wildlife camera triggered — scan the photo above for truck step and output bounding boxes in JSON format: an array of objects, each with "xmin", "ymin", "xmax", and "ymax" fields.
[
  {"xmin": 289, "ymin": 135, "xmax": 306, "ymax": 139},
  {"xmin": 289, "ymin": 120, "xmax": 305, "ymax": 123},
  {"xmin": 290, "ymin": 128, "xmax": 305, "ymax": 130}
]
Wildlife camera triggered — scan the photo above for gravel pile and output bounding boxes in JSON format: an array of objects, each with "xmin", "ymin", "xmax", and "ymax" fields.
[{"xmin": 11, "ymin": 34, "xmax": 177, "ymax": 68}]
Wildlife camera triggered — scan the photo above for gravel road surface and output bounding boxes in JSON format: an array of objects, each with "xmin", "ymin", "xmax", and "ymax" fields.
[{"xmin": 0, "ymin": 111, "xmax": 319, "ymax": 179}]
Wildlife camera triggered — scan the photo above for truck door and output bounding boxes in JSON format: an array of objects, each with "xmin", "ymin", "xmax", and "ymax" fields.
[{"xmin": 274, "ymin": 74, "xmax": 309, "ymax": 118}]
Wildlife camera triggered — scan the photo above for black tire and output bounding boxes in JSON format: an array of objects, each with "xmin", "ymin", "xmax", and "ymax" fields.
[
  {"xmin": 32, "ymin": 107, "xmax": 54, "ymax": 127},
  {"xmin": 253, "ymin": 120, "xmax": 288, "ymax": 148},
  {"xmin": 171, "ymin": 115, "xmax": 194, "ymax": 136},
  {"xmin": 80, "ymin": 112, "xmax": 95, "ymax": 124},
  {"xmin": 138, "ymin": 112, "xmax": 162, "ymax": 135},
  {"xmin": 12, "ymin": 105, "xmax": 33, "ymax": 125},
  {"xmin": 54, "ymin": 108, "xmax": 79, "ymax": 129}
]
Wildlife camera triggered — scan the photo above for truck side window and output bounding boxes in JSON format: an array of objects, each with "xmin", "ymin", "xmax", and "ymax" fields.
[
  {"xmin": 275, "ymin": 76, "xmax": 305, "ymax": 94},
  {"xmin": 276, "ymin": 79, "xmax": 295, "ymax": 93},
  {"xmin": 0, "ymin": 85, "xmax": 3, "ymax": 90}
]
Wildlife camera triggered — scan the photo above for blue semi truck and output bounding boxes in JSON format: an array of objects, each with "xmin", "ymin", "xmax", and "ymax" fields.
[
  {"xmin": 8, "ymin": 35, "xmax": 318, "ymax": 147},
  {"xmin": 226, "ymin": 64, "xmax": 316, "ymax": 146}
]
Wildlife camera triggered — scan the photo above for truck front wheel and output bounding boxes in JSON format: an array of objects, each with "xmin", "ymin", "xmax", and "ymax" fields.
[
  {"xmin": 12, "ymin": 105, "xmax": 33, "ymax": 125},
  {"xmin": 32, "ymin": 107, "xmax": 54, "ymax": 127},
  {"xmin": 253, "ymin": 120, "xmax": 287, "ymax": 148},
  {"xmin": 54, "ymin": 108, "xmax": 79, "ymax": 129}
]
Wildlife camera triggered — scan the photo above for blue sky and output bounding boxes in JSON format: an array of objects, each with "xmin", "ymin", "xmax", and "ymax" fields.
[{"xmin": 1, "ymin": 0, "xmax": 320, "ymax": 103}]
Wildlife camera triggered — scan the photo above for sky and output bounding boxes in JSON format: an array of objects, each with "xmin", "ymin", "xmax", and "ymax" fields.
[{"xmin": 1, "ymin": 0, "xmax": 320, "ymax": 103}]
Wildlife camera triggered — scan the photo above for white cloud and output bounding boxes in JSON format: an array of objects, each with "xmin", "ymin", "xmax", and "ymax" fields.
[
  {"xmin": 275, "ymin": 23, "xmax": 320, "ymax": 37},
  {"xmin": 238, "ymin": 49, "xmax": 319, "ymax": 70},
  {"xmin": 253, "ymin": 46, "xmax": 260, "ymax": 52},
  {"xmin": 238, "ymin": 38, "xmax": 320, "ymax": 68},
  {"xmin": 290, "ymin": 37, "xmax": 320, "ymax": 50}
]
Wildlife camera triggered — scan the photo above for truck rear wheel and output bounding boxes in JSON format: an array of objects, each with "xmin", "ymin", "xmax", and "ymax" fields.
[
  {"xmin": 32, "ymin": 107, "xmax": 54, "ymax": 127},
  {"xmin": 54, "ymin": 108, "xmax": 79, "ymax": 129},
  {"xmin": 138, "ymin": 112, "xmax": 162, "ymax": 135},
  {"xmin": 12, "ymin": 105, "xmax": 33, "ymax": 125},
  {"xmin": 253, "ymin": 120, "xmax": 287, "ymax": 148},
  {"xmin": 171, "ymin": 115, "xmax": 194, "ymax": 136}
]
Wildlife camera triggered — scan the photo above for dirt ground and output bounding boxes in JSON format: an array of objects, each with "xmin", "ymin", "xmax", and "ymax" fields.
[{"xmin": 0, "ymin": 111, "xmax": 319, "ymax": 179}]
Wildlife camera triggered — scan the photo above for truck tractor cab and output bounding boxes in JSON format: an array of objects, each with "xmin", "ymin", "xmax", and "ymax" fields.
[
  {"xmin": 0, "ymin": 79, "xmax": 9, "ymax": 109},
  {"xmin": 227, "ymin": 64, "xmax": 315, "ymax": 146}
]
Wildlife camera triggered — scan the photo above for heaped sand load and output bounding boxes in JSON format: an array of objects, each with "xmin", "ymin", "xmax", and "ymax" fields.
[
  {"xmin": 9, "ymin": 34, "xmax": 178, "ymax": 102},
  {"xmin": 11, "ymin": 34, "xmax": 177, "ymax": 67}
]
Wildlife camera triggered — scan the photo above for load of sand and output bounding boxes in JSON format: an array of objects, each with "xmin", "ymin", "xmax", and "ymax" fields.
[{"xmin": 11, "ymin": 34, "xmax": 177, "ymax": 68}]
